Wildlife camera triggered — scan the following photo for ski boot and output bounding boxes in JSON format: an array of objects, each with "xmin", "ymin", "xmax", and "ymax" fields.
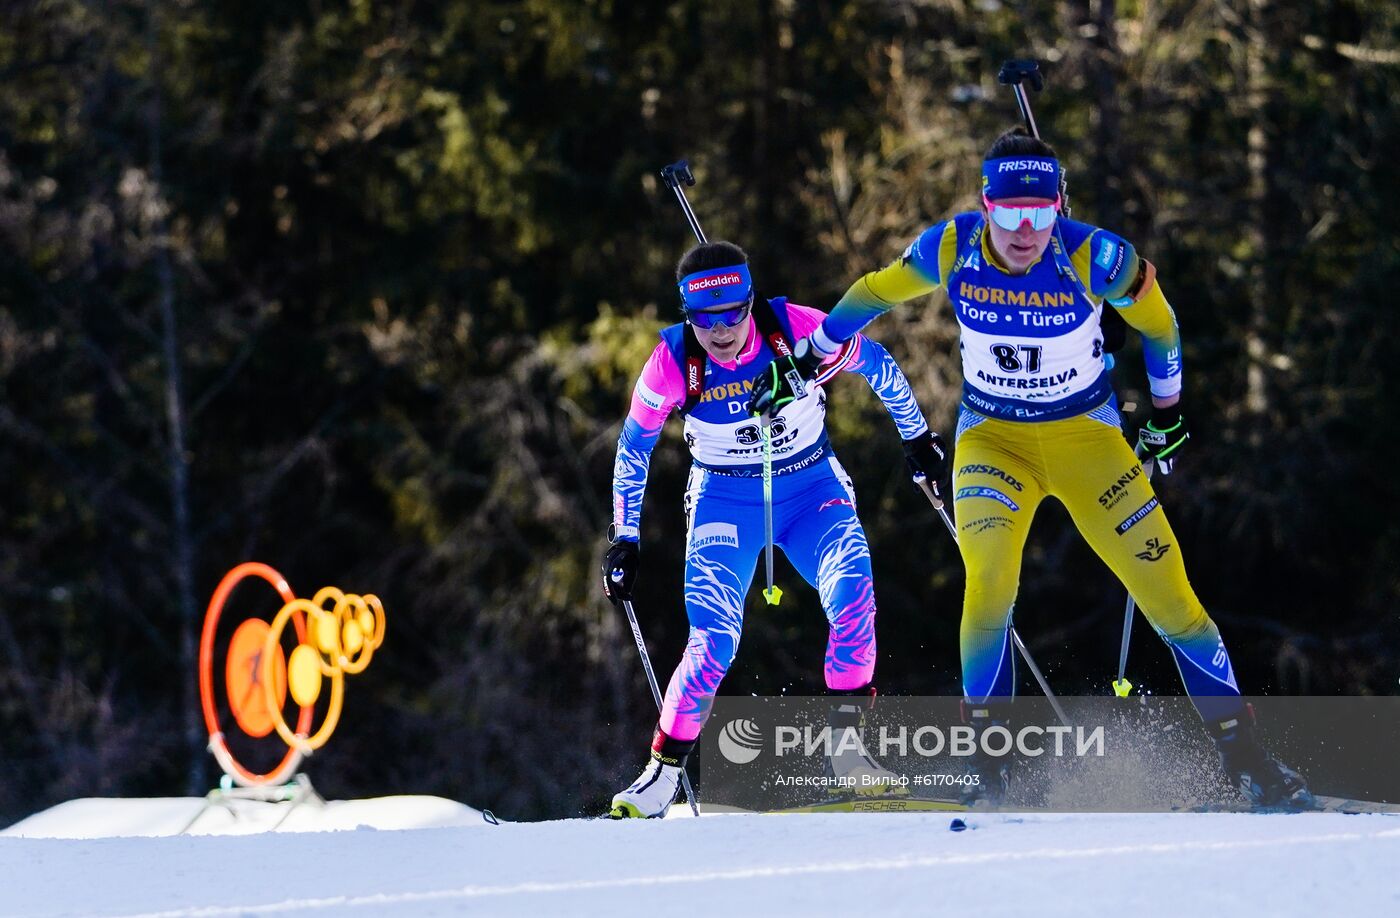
[
  {"xmin": 959, "ymin": 700, "xmax": 1013, "ymax": 808},
  {"xmin": 825, "ymin": 686, "xmax": 909, "ymax": 798},
  {"xmin": 609, "ymin": 730, "xmax": 695, "ymax": 819},
  {"xmin": 1208, "ymin": 704, "xmax": 1315, "ymax": 809}
]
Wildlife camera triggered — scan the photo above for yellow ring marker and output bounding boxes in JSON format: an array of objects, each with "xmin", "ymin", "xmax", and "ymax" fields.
[
  {"xmin": 343, "ymin": 618, "xmax": 365, "ymax": 657},
  {"xmin": 260, "ymin": 587, "xmax": 384, "ymax": 754},
  {"xmin": 288, "ymin": 643, "xmax": 323, "ymax": 706},
  {"xmin": 315, "ymin": 611, "xmax": 340, "ymax": 659}
]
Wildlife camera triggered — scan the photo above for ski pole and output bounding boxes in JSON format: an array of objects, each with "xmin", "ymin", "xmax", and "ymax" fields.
[
  {"xmin": 997, "ymin": 59, "xmax": 1070, "ymax": 216},
  {"xmin": 1111, "ymin": 448, "xmax": 1156, "ymax": 697},
  {"xmin": 1008, "ymin": 627, "xmax": 1070, "ymax": 728},
  {"xmin": 660, "ymin": 160, "xmax": 708, "ymax": 244},
  {"xmin": 997, "ymin": 59, "xmax": 1044, "ymax": 138},
  {"xmin": 913, "ymin": 476, "xmax": 1070, "ymax": 727},
  {"xmin": 760, "ymin": 415, "xmax": 782, "ymax": 605},
  {"xmin": 612, "ymin": 573, "xmax": 701, "ymax": 817}
]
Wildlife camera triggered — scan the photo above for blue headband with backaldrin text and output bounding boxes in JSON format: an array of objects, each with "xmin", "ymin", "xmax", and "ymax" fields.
[
  {"xmin": 982, "ymin": 156, "xmax": 1061, "ymax": 201},
  {"xmin": 679, "ymin": 264, "xmax": 753, "ymax": 313}
]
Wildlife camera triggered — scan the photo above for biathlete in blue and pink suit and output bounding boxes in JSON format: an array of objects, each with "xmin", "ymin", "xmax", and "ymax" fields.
[{"xmin": 602, "ymin": 240, "xmax": 948, "ymax": 818}]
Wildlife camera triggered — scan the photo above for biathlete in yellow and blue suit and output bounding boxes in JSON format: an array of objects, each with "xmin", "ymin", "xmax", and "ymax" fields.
[{"xmin": 749, "ymin": 128, "xmax": 1312, "ymax": 809}]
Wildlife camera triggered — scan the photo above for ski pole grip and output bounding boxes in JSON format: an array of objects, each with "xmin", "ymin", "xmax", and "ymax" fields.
[
  {"xmin": 915, "ymin": 475, "xmax": 944, "ymax": 510},
  {"xmin": 661, "ymin": 160, "xmax": 695, "ymax": 189},
  {"xmin": 997, "ymin": 59, "xmax": 1044, "ymax": 92},
  {"xmin": 659, "ymin": 159, "xmax": 707, "ymax": 243}
]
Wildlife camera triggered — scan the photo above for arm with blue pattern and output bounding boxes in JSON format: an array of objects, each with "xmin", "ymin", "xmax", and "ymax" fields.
[
  {"xmin": 804, "ymin": 221, "xmax": 953, "ymax": 358},
  {"xmin": 610, "ymin": 341, "xmax": 683, "ymax": 541},
  {"xmin": 1081, "ymin": 229, "xmax": 1182, "ymax": 404},
  {"xmin": 788, "ymin": 304, "xmax": 929, "ymax": 440},
  {"xmin": 843, "ymin": 336, "xmax": 931, "ymax": 439}
]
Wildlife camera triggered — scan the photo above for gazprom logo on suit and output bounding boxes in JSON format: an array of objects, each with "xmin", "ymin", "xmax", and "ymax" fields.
[{"xmin": 692, "ymin": 522, "xmax": 740, "ymax": 550}]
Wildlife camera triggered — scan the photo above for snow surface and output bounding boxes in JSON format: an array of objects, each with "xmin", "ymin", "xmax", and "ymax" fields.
[
  {"xmin": 2, "ymin": 795, "xmax": 486, "ymax": 839},
  {"xmin": 2, "ymin": 799, "xmax": 1398, "ymax": 917}
]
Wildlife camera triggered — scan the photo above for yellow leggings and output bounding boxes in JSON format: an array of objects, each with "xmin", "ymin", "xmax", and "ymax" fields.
[{"xmin": 952, "ymin": 406, "xmax": 1240, "ymax": 713}]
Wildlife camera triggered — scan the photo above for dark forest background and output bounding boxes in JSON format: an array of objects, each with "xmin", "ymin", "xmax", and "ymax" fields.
[{"xmin": 1, "ymin": 0, "xmax": 1397, "ymax": 823}]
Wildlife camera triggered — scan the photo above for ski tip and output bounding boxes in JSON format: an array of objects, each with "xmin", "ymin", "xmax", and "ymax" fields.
[
  {"xmin": 1112, "ymin": 678, "xmax": 1133, "ymax": 698},
  {"xmin": 949, "ymin": 817, "xmax": 968, "ymax": 832}
]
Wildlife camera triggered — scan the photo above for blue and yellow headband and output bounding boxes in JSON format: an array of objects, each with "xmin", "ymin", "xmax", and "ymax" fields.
[{"xmin": 981, "ymin": 156, "xmax": 1061, "ymax": 201}]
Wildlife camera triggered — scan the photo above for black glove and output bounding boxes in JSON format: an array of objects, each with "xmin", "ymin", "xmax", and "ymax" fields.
[
  {"xmin": 601, "ymin": 539, "xmax": 640, "ymax": 604},
  {"xmin": 902, "ymin": 430, "xmax": 950, "ymax": 495},
  {"xmin": 1137, "ymin": 404, "xmax": 1189, "ymax": 475},
  {"xmin": 746, "ymin": 338, "xmax": 826, "ymax": 417}
]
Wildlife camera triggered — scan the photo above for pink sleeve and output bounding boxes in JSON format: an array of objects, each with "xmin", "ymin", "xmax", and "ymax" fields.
[
  {"xmin": 787, "ymin": 302, "xmax": 863, "ymax": 368},
  {"xmin": 628, "ymin": 340, "xmax": 685, "ymax": 433}
]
